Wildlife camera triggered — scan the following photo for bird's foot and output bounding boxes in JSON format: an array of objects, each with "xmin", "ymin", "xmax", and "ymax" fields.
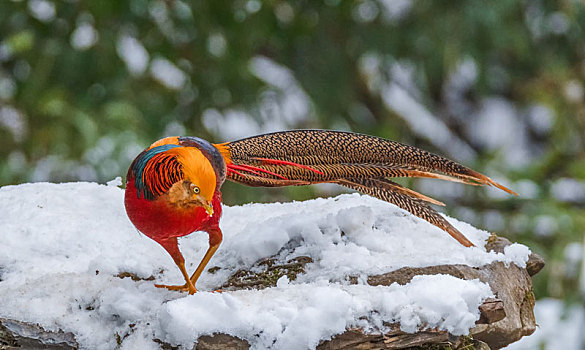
[{"xmin": 154, "ymin": 283, "xmax": 197, "ymax": 295}]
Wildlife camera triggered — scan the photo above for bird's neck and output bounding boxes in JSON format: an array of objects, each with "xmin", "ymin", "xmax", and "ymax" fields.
[{"xmin": 124, "ymin": 177, "xmax": 222, "ymax": 241}]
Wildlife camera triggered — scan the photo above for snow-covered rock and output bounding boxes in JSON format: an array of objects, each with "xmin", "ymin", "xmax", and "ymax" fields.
[{"xmin": 0, "ymin": 182, "xmax": 533, "ymax": 349}]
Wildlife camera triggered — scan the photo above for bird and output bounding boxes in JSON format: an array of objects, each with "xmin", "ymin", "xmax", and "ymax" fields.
[{"xmin": 124, "ymin": 129, "xmax": 516, "ymax": 294}]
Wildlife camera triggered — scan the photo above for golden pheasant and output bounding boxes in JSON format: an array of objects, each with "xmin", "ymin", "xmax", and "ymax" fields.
[{"xmin": 124, "ymin": 130, "xmax": 516, "ymax": 294}]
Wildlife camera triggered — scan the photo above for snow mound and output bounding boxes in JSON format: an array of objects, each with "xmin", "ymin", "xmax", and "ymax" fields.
[{"xmin": 0, "ymin": 182, "xmax": 530, "ymax": 349}]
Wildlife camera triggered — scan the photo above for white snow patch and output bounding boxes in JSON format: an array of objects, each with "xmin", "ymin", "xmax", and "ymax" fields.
[
  {"xmin": 28, "ymin": 0, "xmax": 56, "ymax": 23},
  {"xmin": 503, "ymin": 244, "xmax": 531, "ymax": 268},
  {"xmin": 547, "ymin": 12, "xmax": 570, "ymax": 35},
  {"xmin": 117, "ymin": 35, "xmax": 149, "ymax": 75},
  {"xmin": 0, "ymin": 77, "xmax": 16, "ymax": 100},
  {"xmin": 514, "ymin": 179, "xmax": 539, "ymax": 199},
  {"xmin": 106, "ymin": 176, "xmax": 123, "ymax": 187},
  {"xmin": 250, "ymin": 56, "xmax": 312, "ymax": 126},
  {"xmin": 507, "ymin": 299, "xmax": 585, "ymax": 350},
  {"xmin": 353, "ymin": 1, "xmax": 379, "ymax": 23},
  {"xmin": 378, "ymin": 0, "xmax": 412, "ymax": 22},
  {"xmin": 526, "ymin": 104, "xmax": 554, "ymax": 135},
  {"xmin": 381, "ymin": 82, "xmax": 475, "ymax": 162},
  {"xmin": 0, "ymin": 182, "xmax": 531, "ymax": 349},
  {"xmin": 550, "ymin": 177, "xmax": 585, "ymax": 203},
  {"xmin": 466, "ymin": 98, "xmax": 534, "ymax": 168},
  {"xmin": 564, "ymin": 80, "xmax": 584, "ymax": 103},
  {"xmin": 207, "ymin": 33, "xmax": 227, "ymax": 57},
  {"xmin": 201, "ymin": 57, "xmax": 314, "ymax": 141},
  {"xmin": 202, "ymin": 108, "xmax": 261, "ymax": 141},
  {"xmin": 71, "ymin": 23, "xmax": 99, "ymax": 51},
  {"xmin": 0, "ymin": 105, "xmax": 27, "ymax": 142},
  {"xmin": 150, "ymin": 58, "xmax": 186, "ymax": 90},
  {"xmin": 159, "ymin": 276, "xmax": 491, "ymax": 349}
]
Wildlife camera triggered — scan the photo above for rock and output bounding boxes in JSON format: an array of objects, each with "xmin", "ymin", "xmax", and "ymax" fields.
[
  {"xmin": 115, "ymin": 271, "xmax": 155, "ymax": 281},
  {"xmin": 477, "ymin": 299, "xmax": 506, "ymax": 325},
  {"xmin": 195, "ymin": 334, "xmax": 250, "ymax": 350},
  {"xmin": 363, "ymin": 260, "xmax": 535, "ymax": 349},
  {"xmin": 485, "ymin": 234, "xmax": 545, "ymax": 277},
  {"xmin": 0, "ymin": 318, "xmax": 78, "ymax": 350},
  {"xmin": 1, "ymin": 235, "xmax": 542, "ymax": 350},
  {"xmin": 221, "ymin": 256, "xmax": 313, "ymax": 290},
  {"xmin": 213, "ymin": 234, "xmax": 543, "ymax": 349},
  {"xmin": 318, "ymin": 329, "xmax": 491, "ymax": 349},
  {"xmin": 153, "ymin": 338, "xmax": 180, "ymax": 350}
]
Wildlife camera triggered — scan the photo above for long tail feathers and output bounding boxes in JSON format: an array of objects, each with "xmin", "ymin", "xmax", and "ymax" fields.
[
  {"xmin": 216, "ymin": 130, "xmax": 516, "ymax": 247},
  {"xmin": 338, "ymin": 178, "xmax": 474, "ymax": 247},
  {"xmin": 337, "ymin": 178, "xmax": 445, "ymax": 206}
]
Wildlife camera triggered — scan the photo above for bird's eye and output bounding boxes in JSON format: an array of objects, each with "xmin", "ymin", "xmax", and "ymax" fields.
[{"xmin": 193, "ymin": 186, "xmax": 200, "ymax": 194}]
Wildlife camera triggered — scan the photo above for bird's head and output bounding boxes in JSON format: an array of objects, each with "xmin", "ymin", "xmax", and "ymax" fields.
[
  {"xmin": 168, "ymin": 146, "xmax": 216, "ymax": 216},
  {"xmin": 132, "ymin": 137, "xmax": 217, "ymax": 216}
]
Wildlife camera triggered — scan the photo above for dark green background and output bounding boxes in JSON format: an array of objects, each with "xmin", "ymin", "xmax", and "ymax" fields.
[{"xmin": 1, "ymin": 0, "xmax": 584, "ymax": 307}]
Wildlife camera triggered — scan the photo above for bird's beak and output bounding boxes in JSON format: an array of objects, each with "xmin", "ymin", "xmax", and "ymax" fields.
[
  {"xmin": 203, "ymin": 202, "xmax": 214, "ymax": 217},
  {"xmin": 195, "ymin": 194, "xmax": 214, "ymax": 217}
]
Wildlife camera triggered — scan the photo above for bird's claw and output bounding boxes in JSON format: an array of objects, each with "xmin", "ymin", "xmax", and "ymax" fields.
[
  {"xmin": 154, "ymin": 283, "xmax": 223, "ymax": 295},
  {"xmin": 154, "ymin": 283, "xmax": 197, "ymax": 294}
]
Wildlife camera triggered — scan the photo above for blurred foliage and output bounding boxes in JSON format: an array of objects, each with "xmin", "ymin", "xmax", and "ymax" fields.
[{"xmin": 1, "ymin": 0, "xmax": 584, "ymax": 305}]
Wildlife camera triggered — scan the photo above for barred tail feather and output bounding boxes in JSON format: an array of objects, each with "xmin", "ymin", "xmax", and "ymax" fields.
[
  {"xmin": 337, "ymin": 178, "xmax": 445, "ymax": 206},
  {"xmin": 216, "ymin": 129, "xmax": 514, "ymax": 247},
  {"xmin": 220, "ymin": 130, "xmax": 515, "ymax": 193},
  {"xmin": 338, "ymin": 178, "xmax": 474, "ymax": 247}
]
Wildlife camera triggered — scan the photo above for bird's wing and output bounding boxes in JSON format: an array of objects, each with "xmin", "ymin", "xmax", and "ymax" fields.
[{"xmin": 213, "ymin": 129, "xmax": 517, "ymax": 247}]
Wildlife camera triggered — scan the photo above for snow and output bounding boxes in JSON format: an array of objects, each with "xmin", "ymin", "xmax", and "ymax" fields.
[
  {"xmin": 378, "ymin": 0, "xmax": 412, "ymax": 22},
  {"xmin": 249, "ymin": 56, "xmax": 312, "ymax": 126},
  {"xmin": 514, "ymin": 179, "xmax": 540, "ymax": 199},
  {"xmin": 547, "ymin": 12, "xmax": 570, "ymax": 35},
  {"xmin": 467, "ymin": 98, "xmax": 533, "ymax": 168},
  {"xmin": 274, "ymin": 3, "xmax": 295, "ymax": 24},
  {"xmin": 353, "ymin": 2, "xmax": 379, "ymax": 23},
  {"xmin": 582, "ymin": 239, "xmax": 585, "ymax": 295},
  {"xmin": 381, "ymin": 81, "xmax": 475, "ymax": 162},
  {"xmin": 550, "ymin": 177, "xmax": 585, "ymax": 203},
  {"xmin": 201, "ymin": 57, "xmax": 313, "ymax": 142},
  {"xmin": 507, "ymin": 299, "xmax": 585, "ymax": 350},
  {"xmin": 0, "ymin": 105, "xmax": 27, "ymax": 142},
  {"xmin": 117, "ymin": 35, "xmax": 149, "ymax": 76},
  {"xmin": 71, "ymin": 23, "xmax": 99, "ymax": 51},
  {"xmin": 526, "ymin": 104, "xmax": 554, "ymax": 135},
  {"xmin": 159, "ymin": 276, "xmax": 491, "ymax": 349},
  {"xmin": 150, "ymin": 58, "xmax": 186, "ymax": 90},
  {"xmin": 0, "ymin": 181, "xmax": 532, "ymax": 349},
  {"xmin": 564, "ymin": 80, "xmax": 584, "ymax": 103},
  {"xmin": 28, "ymin": 0, "xmax": 56, "ymax": 23},
  {"xmin": 202, "ymin": 108, "xmax": 261, "ymax": 141},
  {"xmin": 207, "ymin": 33, "xmax": 227, "ymax": 57},
  {"xmin": 0, "ymin": 77, "xmax": 16, "ymax": 100}
]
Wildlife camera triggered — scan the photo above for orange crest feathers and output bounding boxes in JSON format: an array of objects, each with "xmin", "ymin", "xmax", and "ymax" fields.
[
  {"xmin": 149, "ymin": 136, "xmax": 180, "ymax": 149},
  {"xmin": 212, "ymin": 143, "xmax": 232, "ymax": 165},
  {"xmin": 169, "ymin": 147, "xmax": 217, "ymax": 202},
  {"xmin": 132, "ymin": 138, "xmax": 217, "ymax": 200}
]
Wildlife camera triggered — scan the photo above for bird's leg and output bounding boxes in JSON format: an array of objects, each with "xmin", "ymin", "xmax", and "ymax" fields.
[
  {"xmin": 154, "ymin": 236, "xmax": 198, "ymax": 294},
  {"xmin": 189, "ymin": 227, "xmax": 223, "ymax": 288},
  {"xmin": 155, "ymin": 261, "xmax": 197, "ymax": 294},
  {"xmin": 188, "ymin": 243, "xmax": 220, "ymax": 287}
]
